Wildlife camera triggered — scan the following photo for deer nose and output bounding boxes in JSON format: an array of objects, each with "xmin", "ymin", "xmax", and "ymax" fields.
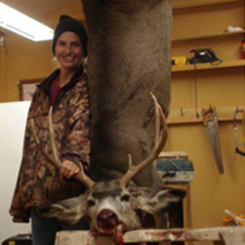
[{"xmin": 97, "ymin": 209, "xmax": 119, "ymax": 229}]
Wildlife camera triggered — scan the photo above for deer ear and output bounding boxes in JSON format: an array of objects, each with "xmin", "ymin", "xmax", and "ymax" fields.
[
  {"xmin": 38, "ymin": 194, "xmax": 88, "ymax": 225},
  {"xmin": 135, "ymin": 187, "xmax": 186, "ymax": 214}
]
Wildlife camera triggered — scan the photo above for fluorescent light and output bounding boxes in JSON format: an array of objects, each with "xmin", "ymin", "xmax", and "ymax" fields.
[{"xmin": 0, "ymin": 2, "xmax": 53, "ymax": 41}]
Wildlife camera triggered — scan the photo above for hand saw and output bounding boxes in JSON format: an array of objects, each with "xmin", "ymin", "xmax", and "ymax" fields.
[{"xmin": 202, "ymin": 106, "xmax": 224, "ymax": 174}]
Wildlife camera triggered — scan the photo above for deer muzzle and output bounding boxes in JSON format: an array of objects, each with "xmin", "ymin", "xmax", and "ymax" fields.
[{"xmin": 97, "ymin": 209, "xmax": 120, "ymax": 233}]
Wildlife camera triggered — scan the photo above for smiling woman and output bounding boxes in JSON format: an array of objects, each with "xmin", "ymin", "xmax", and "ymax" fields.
[
  {"xmin": 0, "ymin": 0, "xmax": 85, "ymax": 103},
  {"xmin": 9, "ymin": 14, "xmax": 91, "ymax": 245}
]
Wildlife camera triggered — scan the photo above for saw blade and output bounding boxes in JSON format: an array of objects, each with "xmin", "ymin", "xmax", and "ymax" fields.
[{"xmin": 202, "ymin": 107, "xmax": 224, "ymax": 174}]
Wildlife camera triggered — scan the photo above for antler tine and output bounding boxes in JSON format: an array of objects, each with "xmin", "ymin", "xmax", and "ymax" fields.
[
  {"xmin": 76, "ymin": 162, "xmax": 95, "ymax": 189},
  {"xmin": 30, "ymin": 117, "xmax": 62, "ymax": 170},
  {"xmin": 31, "ymin": 107, "xmax": 94, "ymax": 189},
  {"xmin": 120, "ymin": 93, "xmax": 167, "ymax": 186},
  {"xmin": 48, "ymin": 107, "xmax": 59, "ymax": 163}
]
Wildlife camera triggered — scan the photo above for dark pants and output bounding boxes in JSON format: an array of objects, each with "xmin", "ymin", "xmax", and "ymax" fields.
[{"xmin": 31, "ymin": 207, "xmax": 89, "ymax": 245}]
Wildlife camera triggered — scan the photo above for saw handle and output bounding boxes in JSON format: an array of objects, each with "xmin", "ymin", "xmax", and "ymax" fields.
[
  {"xmin": 235, "ymin": 147, "xmax": 245, "ymax": 156},
  {"xmin": 233, "ymin": 109, "xmax": 245, "ymax": 157}
]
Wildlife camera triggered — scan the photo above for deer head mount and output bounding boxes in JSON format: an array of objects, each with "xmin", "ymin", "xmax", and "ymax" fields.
[{"xmin": 31, "ymin": 94, "xmax": 185, "ymax": 237}]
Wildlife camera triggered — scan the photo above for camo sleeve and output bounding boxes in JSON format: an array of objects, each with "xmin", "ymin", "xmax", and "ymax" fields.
[{"xmin": 60, "ymin": 76, "xmax": 91, "ymax": 171}]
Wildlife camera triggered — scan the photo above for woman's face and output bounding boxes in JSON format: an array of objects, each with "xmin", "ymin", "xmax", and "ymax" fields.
[{"xmin": 55, "ymin": 31, "xmax": 84, "ymax": 71}]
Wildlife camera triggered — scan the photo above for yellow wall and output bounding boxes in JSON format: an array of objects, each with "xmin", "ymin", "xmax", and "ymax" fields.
[
  {"xmin": 0, "ymin": 0, "xmax": 244, "ymax": 243},
  {"xmin": 168, "ymin": 1, "xmax": 244, "ymax": 244}
]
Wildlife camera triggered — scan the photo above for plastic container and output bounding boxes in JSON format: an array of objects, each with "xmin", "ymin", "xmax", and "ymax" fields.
[{"xmin": 1, "ymin": 234, "xmax": 32, "ymax": 245}]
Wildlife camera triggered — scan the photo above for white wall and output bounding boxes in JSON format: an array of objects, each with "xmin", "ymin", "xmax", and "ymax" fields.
[{"xmin": 0, "ymin": 101, "xmax": 31, "ymax": 242}]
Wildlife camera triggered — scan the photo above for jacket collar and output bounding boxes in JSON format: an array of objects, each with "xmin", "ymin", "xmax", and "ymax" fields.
[{"xmin": 37, "ymin": 65, "xmax": 84, "ymax": 95}]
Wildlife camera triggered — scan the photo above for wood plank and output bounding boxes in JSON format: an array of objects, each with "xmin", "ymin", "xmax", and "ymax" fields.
[
  {"xmin": 54, "ymin": 227, "xmax": 245, "ymax": 244},
  {"xmin": 172, "ymin": 0, "xmax": 243, "ymax": 9},
  {"xmin": 172, "ymin": 31, "xmax": 245, "ymax": 42},
  {"xmin": 124, "ymin": 227, "xmax": 245, "ymax": 243},
  {"xmin": 167, "ymin": 106, "xmax": 244, "ymax": 125}
]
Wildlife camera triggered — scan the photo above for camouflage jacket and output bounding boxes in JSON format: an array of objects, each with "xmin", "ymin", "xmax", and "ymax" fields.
[{"xmin": 9, "ymin": 65, "xmax": 90, "ymax": 223}]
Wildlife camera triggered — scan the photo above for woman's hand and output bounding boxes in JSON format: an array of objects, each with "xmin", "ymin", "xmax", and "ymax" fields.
[{"xmin": 59, "ymin": 160, "xmax": 80, "ymax": 179}]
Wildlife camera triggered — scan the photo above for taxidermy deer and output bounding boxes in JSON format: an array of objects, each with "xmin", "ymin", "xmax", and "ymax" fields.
[
  {"xmin": 81, "ymin": 0, "xmax": 179, "ymax": 234},
  {"xmin": 34, "ymin": 0, "xmax": 186, "ymax": 243},
  {"xmin": 81, "ymin": 0, "xmax": 172, "ymax": 190},
  {"xmin": 31, "ymin": 95, "xmax": 185, "ymax": 244}
]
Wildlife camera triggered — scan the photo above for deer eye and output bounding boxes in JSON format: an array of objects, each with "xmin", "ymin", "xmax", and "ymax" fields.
[
  {"xmin": 121, "ymin": 194, "xmax": 130, "ymax": 202},
  {"xmin": 87, "ymin": 199, "xmax": 96, "ymax": 207}
]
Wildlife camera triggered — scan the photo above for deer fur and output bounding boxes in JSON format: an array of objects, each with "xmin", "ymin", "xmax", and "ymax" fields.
[
  {"xmin": 38, "ymin": 0, "xmax": 186, "ymax": 242},
  {"xmin": 82, "ymin": 0, "xmax": 172, "ymax": 188}
]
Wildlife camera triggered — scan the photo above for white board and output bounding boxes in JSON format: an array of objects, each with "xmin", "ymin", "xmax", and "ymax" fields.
[{"xmin": 0, "ymin": 101, "xmax": 31, "ymax": 242}]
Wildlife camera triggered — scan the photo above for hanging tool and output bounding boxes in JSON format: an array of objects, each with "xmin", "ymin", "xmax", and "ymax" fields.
[
  {"xmin": 202, "ymin": 106, "xmax": 224, "ymax": 174},
  {"xmin": 233, "ymin": 108, "xmax": 245, "ymax": 156}
]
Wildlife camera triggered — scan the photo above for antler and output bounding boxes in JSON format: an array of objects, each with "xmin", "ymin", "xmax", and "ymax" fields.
[
  {"xmin": 120, "ymin": 93, "xmax": 167, "ymax": 186},
  {"xmin": 30, "ymin": 107, "xmax": 94, "ymax": 189}
]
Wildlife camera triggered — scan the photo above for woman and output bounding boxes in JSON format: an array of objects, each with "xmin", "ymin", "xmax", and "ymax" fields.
[{"xmin": 9, "ymin": 15, "xmax": 90, "ymax": 245}]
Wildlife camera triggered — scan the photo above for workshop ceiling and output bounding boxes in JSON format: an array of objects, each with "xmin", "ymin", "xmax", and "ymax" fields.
[{"xmin": 1, "ymin": 0, "xmax": 75, "ymax": 20}]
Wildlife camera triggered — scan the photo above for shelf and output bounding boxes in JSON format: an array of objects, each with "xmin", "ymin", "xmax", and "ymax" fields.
[
  {"xmin": 167, "ymin": 106, "xmax": 244, "ymax": 125},
  {"xmin": 172, "ymin": 0, "xmax": 243, "ymax": 10},
  {"xmin": 172, "ymin": 31, "xmax": 245, "ymax": 42},
  {"xmin": 171, "ymin": 59, "xmax": 245, "ymax": 73}
]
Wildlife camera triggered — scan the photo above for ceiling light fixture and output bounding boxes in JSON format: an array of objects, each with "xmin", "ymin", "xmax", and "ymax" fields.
[{"xmin": 0, "ymin": 2, "xmax": 54, "ymax": 41}]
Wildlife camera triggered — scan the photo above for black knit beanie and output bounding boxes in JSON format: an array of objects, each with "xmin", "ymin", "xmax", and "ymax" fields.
[{"xmin": 52, "ymin": 15, "xmax": 88, "ymax": 57}]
